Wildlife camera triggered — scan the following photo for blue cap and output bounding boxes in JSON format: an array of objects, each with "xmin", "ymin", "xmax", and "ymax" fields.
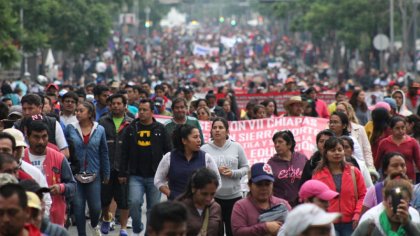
[
  {"xmin": 251, "ymin": 163, "xmax": 275, "ymax": 183},
  {"xmin": 384, "ymin": 97, "xmax": 397, "ymax": 110}
]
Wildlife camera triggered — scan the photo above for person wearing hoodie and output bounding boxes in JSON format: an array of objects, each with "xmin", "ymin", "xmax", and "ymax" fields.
[
  {"xmin": 268, "ymin": 130, "xmax": 308, "ymax": 207},
  {"xmin": 65, "ymin": 101, "xmax": 110, "ymax": 236},
  {"xmin": 391, "ymin": 90, "xmax": 412, "ymax": 117},
  {"xmin": 201, "ymin": 118, "xmax": 249, "ymax": 236}
]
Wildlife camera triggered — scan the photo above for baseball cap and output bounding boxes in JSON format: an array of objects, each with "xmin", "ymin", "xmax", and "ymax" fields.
[
  {"xmin": 281, "ymin": 204, "xmax": 341, "ymax": 236},
  {"xmin": 26, "ymin": 191, "xmax": 42, "ymax": 210},
  {"xmin": 46, "ymin": 83, "xmax": 59, "ymax": 91},
  {"xmin": 154, "ymin": 97, "xmax": 165, "ymax": 107},
  {"xmin": 299, "ymin": 180, "xmax": 339, "ymax": 202},
  {"xmin": 8, "ymin": 105, "xmax": 22, "ymax": 118},
  {"xmin": 250, "ymin": 163, "xmax": 274, "ymax": 183},
  {"xmin": 384, "ymin": 97, "xmax": 397, "ymax": 110},
  {"xmin": 19, "ymin": 179, "xmax": 50, "ymax": 194},
  {"xmin": 0, "ymin": 173, "xmax": 18, "ymax": 186},
  {"xmin": 3, "ymin": 128, "xmax": 27, "ymax": 147},
  {"xmin": 368, "ymin": 101, "xmax": 391, "ymax": 111}
]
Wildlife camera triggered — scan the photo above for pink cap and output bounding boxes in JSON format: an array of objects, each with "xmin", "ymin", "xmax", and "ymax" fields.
[
  {"xmin": 299, "ymin": 180, "xmax": 339, "ymax": 202},
  {"xmin": 368, "ymin": 101, "xmax": 391, "ymax": 111}
]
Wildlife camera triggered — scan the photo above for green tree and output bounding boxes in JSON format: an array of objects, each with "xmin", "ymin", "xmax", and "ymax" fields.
[{"xmin": 0, "ymin": 0, "xmax": 21, "ymax": 68}]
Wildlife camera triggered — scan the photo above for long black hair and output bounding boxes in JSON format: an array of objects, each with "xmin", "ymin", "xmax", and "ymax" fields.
[
  {"xmin": 370, "ymin": 108, "xmax": 390, "ymax": 145},
  {"xmin": 349, "ymin": 90, "xmax": 368, "ymax": 112},
  {"xmin": 314, "ymin": 137, "xmax": 346, "ymax": 172},
  {"xmin": 172, "ymin": 124, "xmax": 198, "ymax": 151},
  {"xmin": 177, "ymin": 168, "xmax": 219, "ymax": 201}
]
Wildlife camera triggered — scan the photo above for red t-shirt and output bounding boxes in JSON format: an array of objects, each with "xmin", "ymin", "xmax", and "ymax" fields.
[{"xmin": 83, "ymin": 134, "xmax": 90, "ymax": 145}]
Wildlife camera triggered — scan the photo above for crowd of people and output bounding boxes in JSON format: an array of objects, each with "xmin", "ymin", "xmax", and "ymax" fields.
[{"xmin": 2, "ymin": 23, "xmax": 420, "ymax": 236}]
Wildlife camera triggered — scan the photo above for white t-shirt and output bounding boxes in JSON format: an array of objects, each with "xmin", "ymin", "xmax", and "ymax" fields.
[
  {"xmin": 20, "ymin": 160, "xmax": 52, "ymax": 217},
  {"xmin": 28, "ymin": 152, "xmax": 46, "ymax": 175}
]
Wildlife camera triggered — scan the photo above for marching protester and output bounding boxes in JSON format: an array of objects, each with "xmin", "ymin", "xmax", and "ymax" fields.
[
  {"xmin": 328, "ymin": 111, "xmax": 365, "ymax": 164},
  {"xmin": 23, "ymin": 120, "xmax": 76, "ymax": 226},
  {"xmin": 65, "ymin": 101, "xmax": 110, "ymax": 236},
  {"xmin": 164, "ymin": 98, "xmax": 205, "ymax": 145},
  {"xmin": 300, "ymin": 129, "xmax": 335, "ymax": 186},
  {"xmin": 362, "ymin": 152, "xmax": 408, "ymax": 216},
  {"xmin": 354, "ymin": 178, "xmax": 420, "ymax": 235},
  {"xmin": 98, "ymin": 94, "xmax": 133, "ymax": 235},
  {"xmin": 154, "ymin": 124, "xmax": 220, "ymax": 200},
  {"xmin": 177, "ymin": 168, "xmax": 224, "ymax": 236},
  {"xmin": 231, "ymin": 163, "xmax": 291, "ymax": 236},
  {"xmin": 312, "ymin": 137, "xmax": 366, "ymax": 236},
  {"xmin": 119, "ymin": 98, "xmax": 171, "ymax": 236},
  {"xmin": 268, "ymin": 130, "xmax": 307, "ymax": 207},
  {"xmin": 376, "ymin": 116, "xmax": 420, "ymax": 183},
  {"xmin": 201, "ymin": 117, "xmax": 249, "ymax": 236},
  {"xmin": 349, "ymin": 90, "xmax": 370, "ymax": 126}
]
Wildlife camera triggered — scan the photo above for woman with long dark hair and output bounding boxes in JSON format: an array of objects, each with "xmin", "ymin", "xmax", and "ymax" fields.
[
  {"xmin": 201, "ymin": 118, "xmax": 248, "ymax": 236},
  {"xmin": 349, "ymin": 90, "xmax": 369, "ymax": 125},
  {"xmin": 261, "ymin": 98, "xmax": 279, "ymax": 118},
  {"xmin": 65, "ymin": 101, "xmax": 110, "ymax": 236},
  {"xmin": 368, "ymin": 108, "xmax": 392, "ymax": 161},
  {"xmin": 154, "ymin": 124, "xmax": 221, "ymax": 200},
  {"xmin": 313, "ymin": 137, "xmax": 366, "ymax": 236},
  {"xmin": 376, "ymin": 116, "xmax": 420, "ymax": 182},
  {"xmin": 177, "ymin": 168, "xmax": 224, "ymax": 236},
  {"xmin": 268, "ymin": 130, "xmax": 307, "ymax": 206}
]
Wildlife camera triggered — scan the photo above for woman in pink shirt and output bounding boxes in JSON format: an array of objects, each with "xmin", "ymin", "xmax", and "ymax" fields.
[{"xmin": 376, "ymin": 116, "xmax": 420, "ymax": 182}]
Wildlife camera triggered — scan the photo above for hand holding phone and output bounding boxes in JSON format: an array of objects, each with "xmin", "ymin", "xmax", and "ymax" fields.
[{"xmin": 391, "ymin": 187, "xmax": 402, "ymax": 215}]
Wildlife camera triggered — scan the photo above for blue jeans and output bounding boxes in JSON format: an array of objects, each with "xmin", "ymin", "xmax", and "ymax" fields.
[
  {"xmin": 128, "ymin": 175, "xmax": 161, "ymax": 234},
  {"xmin": 334, "ymin": 223, "xmax": 353, "ymax": 236},
  {"xmin": 73, "ymin": 177, "xmax": 102, "ymax": 236}
]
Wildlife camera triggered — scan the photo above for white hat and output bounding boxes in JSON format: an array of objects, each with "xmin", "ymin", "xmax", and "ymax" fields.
[
  {"xmin": 3, "ymin": 128, "xmax": 27, "ymax": 147},
  {"xmin": 282, "ymin": 204, "xmax": 341, "ymax": 236}
]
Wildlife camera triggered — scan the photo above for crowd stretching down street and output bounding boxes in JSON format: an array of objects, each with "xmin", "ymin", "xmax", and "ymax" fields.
[{"xmin": 3, "ymin": 14, "xmax": 420, "ymax": 236}]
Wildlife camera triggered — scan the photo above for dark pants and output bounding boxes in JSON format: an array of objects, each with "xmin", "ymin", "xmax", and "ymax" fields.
[
  {"xmin": 334, "ymin": 222, "xmax": 353, "ymax": 236},
  {"xmin": 215, "ymin": 197, "xmax": 242, "ymax": 236}
]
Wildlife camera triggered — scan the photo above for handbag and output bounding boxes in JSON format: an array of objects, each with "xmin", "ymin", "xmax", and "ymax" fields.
[
  {"xmin": 258, "ymin": 203, "xmax": 288, "ymax": 222},
  {"xmin": 197, "ymin": 208, "xmax": 210, "ymax": 236},
  {"xmin": 75, "ymin": 172, "xmax": 97, "ymax": 183}
]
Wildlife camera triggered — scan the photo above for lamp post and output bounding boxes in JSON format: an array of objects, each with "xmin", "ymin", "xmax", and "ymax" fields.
[{"xmin": 145, "ymin": 7, "xmax": 151, "ymax": 56}]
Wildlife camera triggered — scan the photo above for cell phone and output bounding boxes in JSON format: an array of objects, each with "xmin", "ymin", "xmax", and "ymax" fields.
[{"xmin": 391, "ymin": 187, "xmax": 402, "ymax": 215}]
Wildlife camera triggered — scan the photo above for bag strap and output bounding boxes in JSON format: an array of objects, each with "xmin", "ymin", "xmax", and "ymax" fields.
[
  {"xmin": 351, "ymin": 166, "xmax": 358, "ymax": 202},
  {"xmin": 199, "ymin": 208, "xmax": 210, "ymax": 236}
]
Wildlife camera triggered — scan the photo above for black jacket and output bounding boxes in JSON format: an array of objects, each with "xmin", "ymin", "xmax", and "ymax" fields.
[
  {"xmin": 300, "ymin": 151, "xmax": 321, "ymax": 187},
  {"xmin": 99, "ymin": 113, "xmax": 133, "ymax": 172},
  {"xmin": 119, "ymin": 118, "xmax": 172, "ymax": 177}
]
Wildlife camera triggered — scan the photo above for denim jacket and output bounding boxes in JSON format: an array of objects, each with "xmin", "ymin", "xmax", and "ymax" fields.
[{"xmin": 65, "ymin": 122, "xmax": 110, "ymax": 180}]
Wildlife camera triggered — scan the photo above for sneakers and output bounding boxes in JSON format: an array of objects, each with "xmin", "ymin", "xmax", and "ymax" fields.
[
  {"xmin": 119, "ymin": 229, "xmax": 128, "ymax": 236},
  {"xmin": 90, "ymin": 225, "xmax": 102, "ymax": 236},
  {"xmin": 126, "ymin": 217, "xmax": 132, "ymax": 229},
  {"xmin": 101, "ymin": 212, "xmax": 113, "ymax": 234},
  {"xmin": 100, "ymin": 221, "xmax": 110, "ymax": 234}
]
